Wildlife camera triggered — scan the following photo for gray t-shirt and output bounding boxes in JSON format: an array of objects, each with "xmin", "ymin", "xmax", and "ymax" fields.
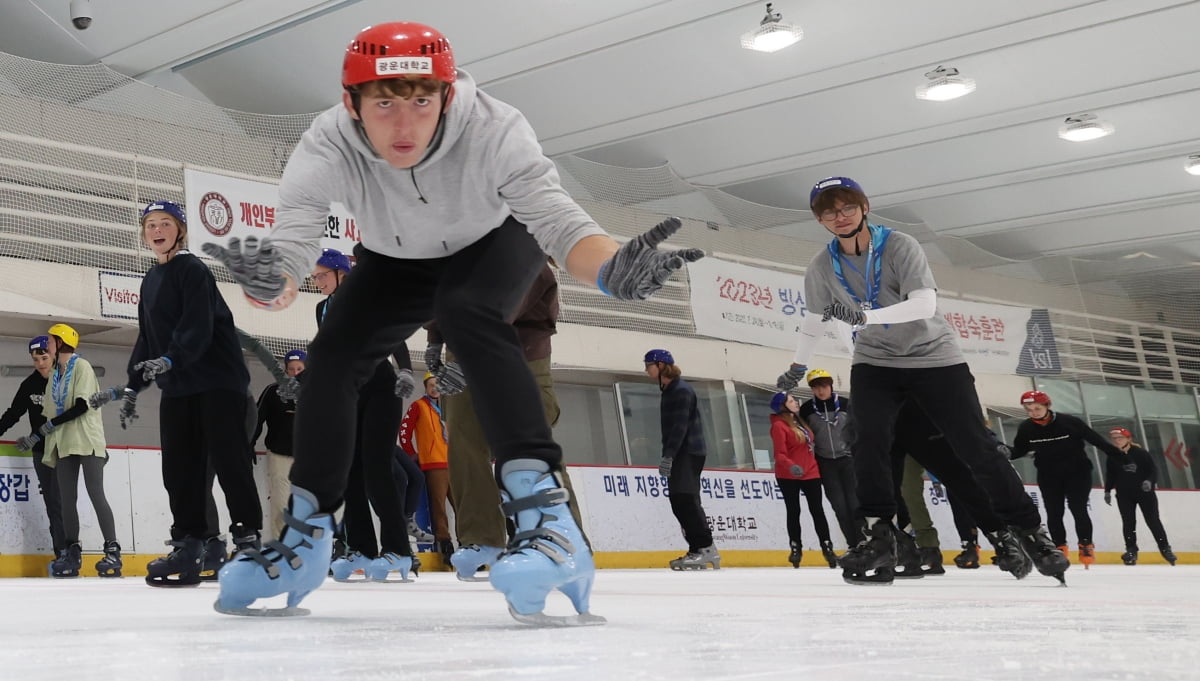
[{"xmin": 804, "ymin": 228, "xmax": 963, "ymax": 368}]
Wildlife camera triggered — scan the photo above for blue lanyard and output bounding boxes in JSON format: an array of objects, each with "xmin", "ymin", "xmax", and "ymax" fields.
[
  {"xmin": 319, "ymin": 295, "xmax": 332, "ymax": 325},
  {"xmin": 828, "ymin": 224, "xmax": 892, "ymax": 311},
  {"xmin": 811, "ymin": 395, "xmax": 841, "ymax": 424},
  {"xmin": 426, "ymin": 396, "xmax": 448, "ymax": 443},
  {"xmin": 52, "ymin": 355, "xmax": 78, "ymax": 416}
]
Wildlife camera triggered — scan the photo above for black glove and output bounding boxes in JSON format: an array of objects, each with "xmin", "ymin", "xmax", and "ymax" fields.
[
  {"xmin": 16, "ymin": 433, "xmax": 41, "ymax": 452},
  {"xmin": 932, "ymin": 480, "xmax": 945, "ymax": 498},
  {"xmin": 776, "ymin": 365, "xmax": 806, "ymax": 391},
  {"xmin": 822, "ymin": 301, "xmax": 866, "ymax": 326},
  {"xmin": 134, "ymin": 356, "xmax": 173, "ymax": 382},
  {"xmin": 435, "ymin": 362, "xmax": 467, "ymax": 396},
  {"xmin": 658, "ymin": 456, "xmax": 673, "ymax": 479},
  {"xmin": 277, "ymin": 376, "xmax": 301, "ymax": 403},
  {"xmin": 118, "ymin": 388, "xmax": 139, "ymax": 430},
  {"xmin": 1104, "ymin": 490, "xmax": 1112, "ymax": 506},
  {"xmin": 1141, "ymin": 480, "xmax": 1152, "ymax": 493},
  {"xmin": 598, "ymin": 217, "xmax": 705, "ymax": 300},
  {"xmin": 393, "ymin": 368, "xmax": 416, "ymax": 399},
  {"xmin": 789, "ymin": 464, "xmax": 804, "ymax": 477},
  {"xmin": 424, "ymin": 343, "xmax": 444, "ymax": 374},
  {"xmin": 201, "ymin": 236, "xmax": 286, "ymax": 303}
]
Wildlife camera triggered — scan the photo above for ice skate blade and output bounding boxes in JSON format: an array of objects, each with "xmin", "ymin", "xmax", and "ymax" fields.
[
  {"xmin": 507, "ymin": 605, "xmax": 606, "ymax": 627},
  {"xmin": 145, "ymin": 575, "xmax": 200, "ymax": 588},
  {"xmin": 456, "ymin": 574, "xmax": 490, "ymax": 583},
  {"xmin": 213, "ymin": 601, "xmax": 311, "ymax": 617},
  {"xmin": 841, "ymin": 567, "xmax": 894, "ymax": 586},
  {"xmin": 97, "ymin": 571, "xmax": 123, "ymax": 578},
  {"xmin": 368, "ymin": 575, "xmax": 414, "ymax": 584}
]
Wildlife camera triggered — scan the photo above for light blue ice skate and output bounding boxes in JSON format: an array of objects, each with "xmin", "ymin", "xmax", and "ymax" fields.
[
  {"xmin": 489, "ymin": 460, "xmax": 606, "ymax": 626},
  {"xmin": 330, "ymin": 551, "xmax": 371, "ymax": 582},
  {"xmin": 214, "ymin": 486, "xmax": 334, "ymax": 617},
  {"xmin": 451, "ymin": 544, "xmax": 503, "ymax": 582},
  {"xmin": 366, "ymin": 553, "xmax": 413, "ymax": 583}
]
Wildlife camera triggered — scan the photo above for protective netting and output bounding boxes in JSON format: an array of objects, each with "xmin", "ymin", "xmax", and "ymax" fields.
[{"xmin": 1, "ymin": 52, "xmax": 1198, "ymax": 390}]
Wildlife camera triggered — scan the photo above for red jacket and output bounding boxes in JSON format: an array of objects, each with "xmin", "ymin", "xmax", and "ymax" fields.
[{"xmin": 770, "ymin": 414, "xmax": 819, "ymax": 481}]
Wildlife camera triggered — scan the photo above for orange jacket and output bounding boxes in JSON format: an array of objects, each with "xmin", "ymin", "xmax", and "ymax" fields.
[{"xmin": 399, "ymin": 396, "xmax": 448, "ymax": 471}]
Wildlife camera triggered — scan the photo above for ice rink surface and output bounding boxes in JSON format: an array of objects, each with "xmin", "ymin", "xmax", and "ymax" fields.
[{"xmin": 3, "ymin": 564, "xmax": 1197, "ymax": 680}]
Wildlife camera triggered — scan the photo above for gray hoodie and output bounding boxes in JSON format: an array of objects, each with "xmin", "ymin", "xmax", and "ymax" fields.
[{"xmin": 269, "ymin": 69, "xmax": 607, "ymax": 284}]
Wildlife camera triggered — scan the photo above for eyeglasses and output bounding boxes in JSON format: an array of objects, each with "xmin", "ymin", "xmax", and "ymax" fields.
[{"xmin": 817, "ymin": 205, "xmax": 861, "ymax": 222}]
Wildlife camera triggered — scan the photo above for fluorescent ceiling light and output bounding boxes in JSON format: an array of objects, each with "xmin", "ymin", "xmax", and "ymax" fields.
[
  {"xmin": 1186, "ymin": 154, "xmax": 1200, "ymax": 176},
  {"xmin": 1058, "ymin": 114, "xmax": 1114, "ymax": 142},
  {"xmin": 740, "ymin": 3, "xmax": 803, "ymax": 53},
  {"xmin": 915, "ymin": 65, "xmax": 976, "ymax": 101}
]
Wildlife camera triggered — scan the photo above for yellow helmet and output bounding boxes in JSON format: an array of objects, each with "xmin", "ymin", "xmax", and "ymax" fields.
[
  {"xmin": 805, "ymin": 368, "xmax": 833, "ymax": 385},
  {"xmin": 48, "ymin": 323, "xmax": 80, "ymax": 349},
  {"xmin": 423, "ymin": 371, "xmax": 436, "ymax": 382}
]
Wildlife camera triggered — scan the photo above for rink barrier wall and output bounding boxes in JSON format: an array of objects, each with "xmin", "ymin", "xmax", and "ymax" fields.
[{"xmin": 1, "ymin": 445, "xmax": 1197, "ymax": 577}]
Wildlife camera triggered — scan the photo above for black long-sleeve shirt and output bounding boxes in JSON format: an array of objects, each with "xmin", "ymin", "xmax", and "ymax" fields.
[
  {"xmin": 1013, "ymin": 411, "xmax": 1124, "ymax": 474},
  {"xmin": 659, "ymin": 377, "xmax": 706, "ymax": 459},
  {"xmin": 1105, "ymin": 445, "xmax": 1158, "ymax": 494},
  {"xmin": 0, "ymin": 371, "xmax": 48, "ymax": 452},
  {"xmin": 128, "ymin": 251, "xmax": 248, "ymax": 397},
  {"xmin": 253, "ymin": 383, "xmax": 295, "ymax": 457}
]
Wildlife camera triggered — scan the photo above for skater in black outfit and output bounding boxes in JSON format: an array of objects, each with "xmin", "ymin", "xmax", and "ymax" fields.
[
  {"xmin": 797, "ymin": 369, "xmax": 858, "ymax": 548},
  {"xmin": 0, "ymin": 336, "xmax": 65, "ymax": 560},
  {"xmin": 1012, "ymin": 390, "xmax": 1124, "ymax": 569},
  {"xmin": 776, "ymin": 177, "xmax": 1067, "ymax": 585},
  {"xmin": 1104, "ymin": 428, "xmax": 1176, "ymax": 566}
]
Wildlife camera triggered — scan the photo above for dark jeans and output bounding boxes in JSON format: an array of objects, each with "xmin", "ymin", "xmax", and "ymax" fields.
[
  {"xmin": 777, "ymin": 478, "xmax": 831, "ymax": 546},
  {"xmin": 1116, "ymin": 489, "xmax": 1169, "ymax": 549},
  {"xmin": 816, "ymin": 456, "xmax": 858, "ymax": 546},
  {"xmin": 946, "ymin": 487, "xmax": 980, "ymax": 544},
  {"xmin": 392, "ymin": 446, "xmax": 424, "ymax": 519},
  {"xmin": 160, "ymin": 390, "xmax": 262, "ymax": 539},
  {"xmin": 668, "ymin": 453, "xmax": 712, "ymax": 551},
  {"xmin": 290, "ymin": 219, "xmax": 556, "ymax": 512},
  {"xmin": 32, "ymin": 450, "xmax": 66, "ymax": 553},
  {"xmin": 850, "ymin": 363, "xmax": 1041, "ymax": 529},
  {"xmin": 1038, "ymin": 466, "xmax": 1094, "ymax": 545},
  {"xmin": 342, "ymin": 364, "xmax": 412, "ymax": 558}
]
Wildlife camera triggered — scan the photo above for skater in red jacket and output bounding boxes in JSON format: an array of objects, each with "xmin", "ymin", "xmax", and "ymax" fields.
[{"xmin": 770, "ymin": 392, "xmax": 836, "ymax": 568}]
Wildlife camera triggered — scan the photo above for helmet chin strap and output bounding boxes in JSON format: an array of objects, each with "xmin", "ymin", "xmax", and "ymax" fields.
[{"xmin": 837, "ymin": 217, "xmax": 867, "ymax": 255}]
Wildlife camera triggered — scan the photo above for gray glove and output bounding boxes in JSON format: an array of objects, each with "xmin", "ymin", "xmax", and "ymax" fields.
[
  {"xmin": 118, "ymin": 388, "xmax": 139, "ymax": 430},
  {"xmin": 789, "ymin": 464, "xmax": 803, "ymax": 477},
  {"xmin": 88, "ymin": 387, "xmax": 122, "ymax": 409},
  {"xmin": 29, "ymin": 393, "xmax": 43, "ymax": 406},
  {"xmin": 278, "ymin": 376, "xmax": 301, "ymax": 402},
  {"xmin": 38, "ymin": 421, "xmax": 56, "ymax": 437},
  {"xmin": 16, "ymin": 433, "xmax": 41, "ymax": 452},
  {"xmin": 776, "ymin": 365, "xmax": 806, "ymax": 391},
  {"xmin": 424, "ymin": 343, "xmax": 444, "ymax": 374},
  {"xmin": 1141, "ymin": 480, "xmax": 1152, "ymax": 493},
  {"xmin": 1104, "ymin": 490, "xmax": 1112, "ymax": 506},
  {"xmin": 598, "ymin": 217, "xmax": 705, "ymax": 300},
  {"xmin": 822, "ymin": 301, "xmax": 866, "ymax": 326},
  {"xmin": 435, "ymin": 362, "xmax": 467, "ymax": 396},
  {"xmin": 201, "ymin": 236, "xmax": 286, "ymax": 303},
  {"xmin": 393, "ymin": 368, "xmax": 416, "ymax": 399},
  {"xmin": 658, "ymin": 456, "xmax": 673, "ymax": 478},
  {"xmin": 134, "ymin": 356, "xmax": 173, "ymax": 382}
]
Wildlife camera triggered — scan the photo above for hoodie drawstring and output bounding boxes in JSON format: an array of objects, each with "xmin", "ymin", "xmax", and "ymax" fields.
[{"xmin": 410, "ymin": 168, "xmax": 427, "ymax": 204}]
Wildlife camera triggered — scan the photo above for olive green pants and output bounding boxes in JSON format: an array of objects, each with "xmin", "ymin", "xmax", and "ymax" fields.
[{"xmin": 900, "ymin": 455, "xmax": 940, "ymax": 549}]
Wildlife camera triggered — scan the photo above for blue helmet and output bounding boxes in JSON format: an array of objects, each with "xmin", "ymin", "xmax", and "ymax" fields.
[
  {"xmin": 29, "ymin": 335, "xmax": 50, "ymax": 353},
  {"xmin": 141, "ymin": 200, "xmax": 187, "ymax": 225},
  {"xmin": 316, "ymin": 248, "xmax": 351, "ymax": 273},
  {"xmin": 809, "ymin": 176, "xmax": 865, "ymax": 208},
  {"xmin": 284, "ymin": 349, "xmax": 307, "ymax": 363},
  {"xmin": 770, "ymin": 392, "xmax": 789, "ymax": 413},
  {"xmin": 643, "ymin": 349, "xmax": 674, "ymax": 365}
]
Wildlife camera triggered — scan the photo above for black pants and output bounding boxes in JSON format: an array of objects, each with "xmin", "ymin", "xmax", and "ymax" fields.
[
  {"xmin": 890, "ymin": 399, "xmax": 1007, "ymax": 535},
  {"xmin": 1038, "ymin": 467, "xmax": 1093, "ymax": 546},
  {"xmin": 668, "ymin": 453, "xmax": 712, "ymax": 551},
  {"xmin": 816, "ymin": 456, "xmax": 858, "ymax": 545},
  {"xmin": 777, "ymin": 478, "xmax": 831, "ymax": 546},
  {"xmin": 946, "ymin": 487, "xmax": 980, "ymax": 543},
  {"xmin": 1116, "ymin": 489, "xmax": 1169, "ymax": 549},
  {"xmin": 32, "ymin": 449, "xmax": 66, "ymax": 553},
  {"xmin": 342, "ymin": 364, "xmax": 413, "ymax": 558},
  {"xmin": 850, "ymin": 363, "xmax": 1041, "ymax": 529},
  {"xmin": 160, "ymin": 390, "xmax": 262, "ymax": 539},
  {"xmin": 392, "ymin": 446, "xmax": 425, "ymax": 518},
  {"xmin": 291, "ymin": 219, "xmax": 555, "ymax": 512}
]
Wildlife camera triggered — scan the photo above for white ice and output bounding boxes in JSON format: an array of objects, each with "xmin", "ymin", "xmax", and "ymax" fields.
[{"xmin": 3, "ymin": 565, "xmax": 1197, "ymax": 680}]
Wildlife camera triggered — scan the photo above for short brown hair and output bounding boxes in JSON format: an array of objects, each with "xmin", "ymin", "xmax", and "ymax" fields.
[
  {"xmin": 811, "ymin": 186, "xmax": 869, "ymax": 217},
  {"xmin": 141, "ymin": 215, "xmax": 187, "ymax": 249},
  {"xmin": 660, "ymin": 364, "xmax": 682, "ymax": 381},
  {"xmin": 356, "ymin": 78, "xmax": 443, "ymax": 100}
]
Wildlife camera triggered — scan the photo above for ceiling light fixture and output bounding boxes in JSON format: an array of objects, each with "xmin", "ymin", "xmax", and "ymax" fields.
[
  {"xmin": 1185, "ymin": 154, "xmax": 1200, "ymax": 176},
  {"xmin": 915, "ymin": 65, "xmax": 976, "ymax": 101},
  {"xmin": 740, "ymin": 3, "xmax": 803, "ymax": 53},
  {"xmin": 1057, "ymin": 114, "xmax": 1114, "ymax": 142}
]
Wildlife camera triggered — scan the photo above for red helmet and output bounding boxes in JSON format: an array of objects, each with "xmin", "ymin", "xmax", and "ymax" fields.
[
  {"xmin": 1109, "ymin": 427, "xmax": 1132, "ymax": 439},
  {"xmin": 1020, "ymin": 390, "xmax": 1051, "ymax": 406},
  {"xmin": 342, "ymin": 22, "xmax": 456, "ymax": 91}
]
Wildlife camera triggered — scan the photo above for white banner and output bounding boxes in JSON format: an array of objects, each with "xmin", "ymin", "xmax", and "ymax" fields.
[
  {"xmin": 97, "ymin": 271, "xmax": 142, "ymax": 320},
  {"xmin": 183, "ymin": 168, "xmax": 361, "ymax": 257},
  {"xmin": 687, "ymin": 258, "xmax": 1060, "ymax": 375}
]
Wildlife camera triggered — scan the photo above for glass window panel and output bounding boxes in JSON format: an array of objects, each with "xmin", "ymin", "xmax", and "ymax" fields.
[
  {"xmin": 552, "ymin": 382, "xmax": 626, "ymax": 466},
  {"xmin": 1132, "ymin": 387, "xmax": 1199, "ymax": 421},
  {"xmin": 616, "ymin": 381, "xmax": 664, "ymax": 468},
  {"xmin": 1035, "ymin": 378, "xmax": 1083, "ymax": 414},
  {"xmin": 1139, "ymin": 421, "xmax": 1199, "ymax": 490},
  {"xmin": 1081, "ymin": 383, "xmax": 1134, "ymax": 417},
  {"xmin": 741, "ymin": 389, "xmax": 777, "ymax": 471},
  {"xmin": 694, "ymin": 383, "xmax": 744, "ymax": 469},
  {"xmin": 988, "ymin": 409, "xmax": 1036, "ymax": 483}
]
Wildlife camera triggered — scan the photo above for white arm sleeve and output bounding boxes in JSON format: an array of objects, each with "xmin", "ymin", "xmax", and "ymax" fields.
[
  {"xmin": 862, "ymin": 288, "xmax": 937, "ymax": 325},
  {"xmin": 791, "ymin": 312, "xmax": 825, "ymax": 366}
]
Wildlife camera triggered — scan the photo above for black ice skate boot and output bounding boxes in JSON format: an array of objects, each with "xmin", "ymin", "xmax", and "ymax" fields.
[
  {"xmin": 953, "ymin": 540, "xmax": 981, "ymax": 569},
  {"xmin": 821, "ymin": 540, "xmax": 838, "ymax": 569},
  {"xmin": 1158, "ymin": 540, "xmax": 1177, "ymax": 566},
  {"xmin": 985, "ymin": 528, "xmax": 1032, "ymax": 580},
  {"xmin": 1121, "ymin": 545, "xmax": 1138, "ymax": 566},
  {"xmin": 232, "ymin": 527, "xmax": 262, "ymax": 555},
  {"xmin": 145, "ymin": 537, "xmax": 205, "ymax": 587},
  {"xmin": 918, "ymin": 546, "xmax": 945, "ymax": 576},
  {"xmin": 1014, "ymin": 525, "xmax": 1069, "ymax": 585},
  {"xmin": 199, "ymin": 536, "xmax": 228, "ymax": 582},
  {"xmin": 788, "ymin": 541, "xmax": 802, "ymax": 568},
  {"xmin": 892, "ymin": 528, "xmax": 925, "ymax": 580},
  {"xmin": 437, "ymin": 539, "xmax": 456, "ymax": 571},
  {"xmin": 95, "ymin": 540, "xmax": 123, "ymax": 577},
  {"xmin": 838, "ymin": 518, "xmax": 897, "ymax": 585},
  {"xmin": 50, "ymin": 542, "xmax": 82, "ymax": 578}
]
